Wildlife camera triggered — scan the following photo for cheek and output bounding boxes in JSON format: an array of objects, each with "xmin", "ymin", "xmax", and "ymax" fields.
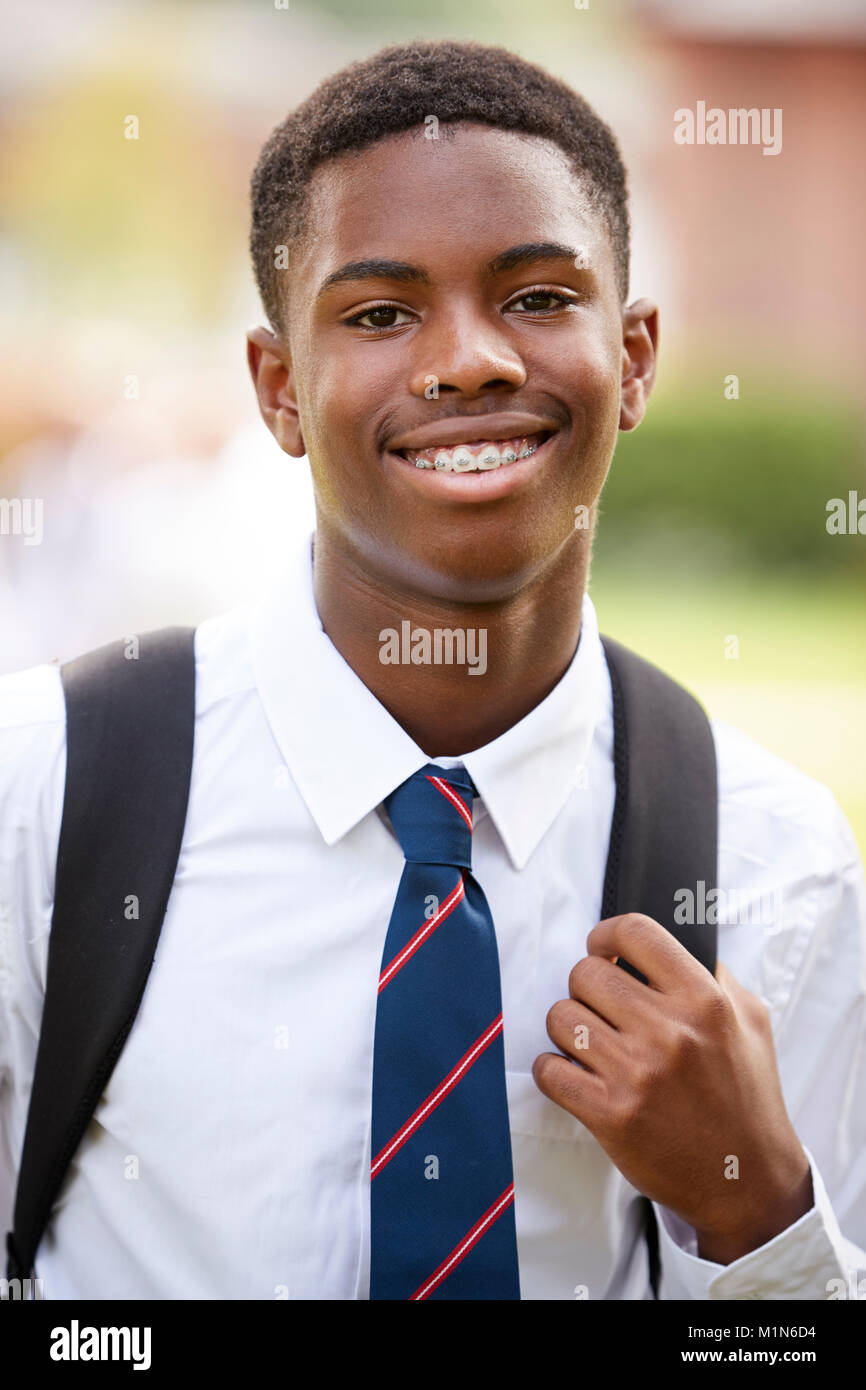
[
  {"xmin": 543, "ymin": 314, "xmax": 621, "ymax": 413},
  {"xmin": 299, "ymin": 373, "xmax": 390, "ymax": 523},
  {"xmin": 297, "ymin": 363, "xmax": 367, "ymax": 476},
  {"xmin": 551, "ymin": 347, "xmax": 621, "ymax": 473},
  {"xmin": 303, "ymin": 341, "xmax": 392, "ymax": 455},
  {"xmin": 571, "ymin": 332, "xmax": 622, "ymax": 411},
  {"xmin": 553, "ymin": 346, "xmax": 622, "ymax": 501}
]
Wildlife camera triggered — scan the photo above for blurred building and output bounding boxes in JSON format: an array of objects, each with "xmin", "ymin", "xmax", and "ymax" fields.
[{"xmin": 631, "ymin": 0, "xmax": 866, "ymax": 401}]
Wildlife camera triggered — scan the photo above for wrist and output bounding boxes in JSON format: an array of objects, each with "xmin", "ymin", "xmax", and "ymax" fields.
[{"xmin": 694, "ymin": 1147, "xmax": 813, "ymax": 1265}]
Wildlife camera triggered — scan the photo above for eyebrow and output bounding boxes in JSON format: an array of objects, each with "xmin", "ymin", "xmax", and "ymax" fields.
[{"xmin": 314, "ymin": 242, "xmax": 585, "ymax": 301}]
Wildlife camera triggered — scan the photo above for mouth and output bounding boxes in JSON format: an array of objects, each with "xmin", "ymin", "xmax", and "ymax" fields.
[
  {"xmin": 385, "ymin": 429, "xmax": 560, "ymax": 501},
  {"xmin": 392, "ymin": 429, "xmax": 554, "ymax": 473}
]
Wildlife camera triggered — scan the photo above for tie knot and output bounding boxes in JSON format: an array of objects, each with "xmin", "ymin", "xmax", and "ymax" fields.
[{"xmin": 384, "ymin": 763, "xmax": 476, "ymax": 868}]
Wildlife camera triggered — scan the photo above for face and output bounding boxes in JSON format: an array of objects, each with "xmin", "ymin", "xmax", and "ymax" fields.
[{"xmin": 248, "ymin": 121, "xmax": 657, "ymax": 603}]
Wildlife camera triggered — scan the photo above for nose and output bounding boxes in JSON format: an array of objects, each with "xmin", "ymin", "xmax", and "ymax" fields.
[{"xmin": 408, "ymin": 301, "xmax": 527, "ymax": 397}]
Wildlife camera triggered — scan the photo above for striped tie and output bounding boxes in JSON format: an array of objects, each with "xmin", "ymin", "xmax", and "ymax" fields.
[{"xmin": 370, "ymin": 763, "xmax": 520, "ymax": 1300}]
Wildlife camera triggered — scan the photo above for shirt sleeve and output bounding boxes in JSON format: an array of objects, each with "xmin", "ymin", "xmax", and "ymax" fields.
[
  {"xmin": 654, "ymin": 784, "xmax": 866, "ymax": 1300},
  {"xmin": 656, "ymin": 1145, "xmax": 866, "ymax": 1299}
]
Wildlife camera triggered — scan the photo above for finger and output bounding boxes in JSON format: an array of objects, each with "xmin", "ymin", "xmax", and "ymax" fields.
[
  {"xmin": 568, "ymin": 952, "xmax": 659, "ymax": 1031},
  {"xmin": 532, "ymin": 1050, "xmax": 608, "ymax": 1128},
  {"xmin": 587, "ymin": 913, "xmax": 708, "ymax": 994},
  {"xmin": 545, "ymin": 997, "xmax": 621, "ymax": 1075}
]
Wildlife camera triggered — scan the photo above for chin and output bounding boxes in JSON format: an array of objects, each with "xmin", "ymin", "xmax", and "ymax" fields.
[{"xmin": 382, "ymin": 533, "xmax": 571, "ymax": 606}]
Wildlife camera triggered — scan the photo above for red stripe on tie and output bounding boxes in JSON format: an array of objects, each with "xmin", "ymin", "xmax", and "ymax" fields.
[
  {"xmin": 410, "ymin": 1184, "xmax": 516, "ymax": 1301},
  {"xmin": 370, "ymin": 1015, "xmax": 504, "ymax": 1179},
  {"xmin": 378, "ymin": 875, "xmax": 465, "ymax": 994},
  {"xmin": 426, "ymin": 775, "xmax": 473, "ymax": 832}
]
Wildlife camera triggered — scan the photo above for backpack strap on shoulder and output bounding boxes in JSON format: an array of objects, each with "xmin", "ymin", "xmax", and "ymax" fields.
[
  {"xmin": 600, "ymin": 634, "xmax": 718, "ymax": 978},
  {"xmin": 6, "ymin": 626, "xmax": 197, "ymax": 1282}
]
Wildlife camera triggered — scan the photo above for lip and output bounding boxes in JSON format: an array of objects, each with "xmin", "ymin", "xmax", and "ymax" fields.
[
  {"xmin": 388, "ymin": 412, "xmax": 559, "ymax": 453},
  {"xmin": 384, "ymin": 428, "xmax": 560, "ymax": 503}
]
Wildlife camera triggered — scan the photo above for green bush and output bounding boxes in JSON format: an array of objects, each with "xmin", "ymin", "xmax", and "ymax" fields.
[{"xmin": 595, "ymin": 392, "xmax": 866, "ymax": 575}]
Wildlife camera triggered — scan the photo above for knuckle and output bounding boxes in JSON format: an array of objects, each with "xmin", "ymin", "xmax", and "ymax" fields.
[
  {"xmin": 608, "ymin": 1084, "xmax": 640, "ymax": 1130},
  {"xmin": 546, "ymin": 999, "xmax": 573, "ymax": 1034},
  {"xmin": 533, "ymin": 1052, "xmax": 557, "ymax": 1089},
  {"xmin": 569, "ymin": 954, "xmax": 607, "ymax": 997},
  {"xmin": 689, "ymin": 983, "xmax": 735, "ymax": 1034},
  {"xmin": 534, "ymin": 1053, "xmax": 578, "ymax": 1106},
  {"xmin": 626, "ymin": 1060, "xmax": 652, "ymax": 1097},
  {"xmin": 631, "ymin": 1045, "xmax": 666, "ymax": 1093},
  {"xmin": 567, "ymin": 958, "xmax": 587, "ymax": 995},
  {"xmin": 619, "ymin": 912, "xmax": 653, "ymax": 944},
  {"xmin": 664, "ymin": 1020, "xmax": 703, "ymax": 1067},
  {"xmin": 748, "ymin": 992, "xmax": 773, "ymax": 1030}
]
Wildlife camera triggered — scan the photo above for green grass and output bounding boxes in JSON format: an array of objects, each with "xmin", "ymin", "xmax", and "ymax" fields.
[{"xmin": 588, "ymin": 572, "xmax": 866, "ymax": 861}]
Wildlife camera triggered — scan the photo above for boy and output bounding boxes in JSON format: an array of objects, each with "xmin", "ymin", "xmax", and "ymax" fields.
[{"xmin": 2, "ymin": 39, "xmax": 865, "ymax": 1299}]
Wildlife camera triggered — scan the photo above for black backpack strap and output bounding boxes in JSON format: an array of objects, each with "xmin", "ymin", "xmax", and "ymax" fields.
[
  {"xmin": 600, "ymin": 633, "xmax": 719, "ymax": 1299},
  {"xmin": 6, "ymin": 626, "xmax": 197, "ymax": 1282},
  {"xmin": 600, "ymin": 634, "xmax": 718, "ymax": 977}
]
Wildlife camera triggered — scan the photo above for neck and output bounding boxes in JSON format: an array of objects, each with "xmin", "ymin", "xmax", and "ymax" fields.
[{"xmin": 312, "ymin": 527, "xmax": 591, "ymax": 757}]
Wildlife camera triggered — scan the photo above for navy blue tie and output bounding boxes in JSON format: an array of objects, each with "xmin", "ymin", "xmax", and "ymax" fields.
[{"xmin": 370, "ymin": 763, "xmax": 520, "ymax": 1300}]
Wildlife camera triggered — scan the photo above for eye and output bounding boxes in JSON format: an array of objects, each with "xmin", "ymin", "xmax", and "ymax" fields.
[
  {"xmin": 344, "ymin": 303, "xmax": 414, "ymax": 331},
  {"xmin": 508, "ymin": 290, "xmax": 577, "ymax": 314}
]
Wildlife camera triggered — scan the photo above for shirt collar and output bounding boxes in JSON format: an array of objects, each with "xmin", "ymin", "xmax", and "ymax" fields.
[{"xmin": 247, "ymin": 529, "xmax": 609, "ymax": 871}]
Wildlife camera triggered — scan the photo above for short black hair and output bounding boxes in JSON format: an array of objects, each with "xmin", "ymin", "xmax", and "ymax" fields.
[{"xmin": 250, "ymin": 38, "xmax": 630, "ymax": 336}]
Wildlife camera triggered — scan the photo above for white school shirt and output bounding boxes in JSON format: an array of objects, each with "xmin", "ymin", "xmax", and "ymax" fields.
[{"xmin": 1, "ymin": 528, "xmax": 865, "ymax": 1301}]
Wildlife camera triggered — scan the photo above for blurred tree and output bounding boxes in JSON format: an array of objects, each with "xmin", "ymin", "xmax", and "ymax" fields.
[
  {"xmin": 596, "ymin": 387, "xmax": 866, "ymax": 575},
  {"xmin": 2, "ymin": 66, "xmax": 243, "ymax": 329}
]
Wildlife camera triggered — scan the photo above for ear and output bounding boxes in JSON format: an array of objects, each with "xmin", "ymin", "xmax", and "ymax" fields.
[
  {"xmin": 619, "ymin": 297, "xmax": 659, "ymax": 432},
  {"xmin": 246, "ymin": 325, "xmax": 306, "ymax": 458}
]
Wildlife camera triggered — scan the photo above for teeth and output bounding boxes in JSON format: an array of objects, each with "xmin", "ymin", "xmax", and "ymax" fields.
[
  {"xmin": 405, "ymin": 433, "xmax": 547, "ymax": 473},
  {"xmin": 477, "ymin": 446, "xmax": 501, "ymax": 471},
  {"xmin": 450, "ymin": 446, "xmax": 476, "ymax": 472}
]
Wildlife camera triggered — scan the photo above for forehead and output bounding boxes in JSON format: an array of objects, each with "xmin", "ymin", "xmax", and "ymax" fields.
[{"xmin": 293, "ymin": 122, "xmax": 613, "ymax": 301}]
